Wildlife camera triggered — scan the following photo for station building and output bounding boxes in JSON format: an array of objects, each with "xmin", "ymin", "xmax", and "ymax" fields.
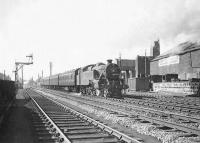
[{"xmin": 150, "ymin": 42, "xmax": 200, "ymax": 80}]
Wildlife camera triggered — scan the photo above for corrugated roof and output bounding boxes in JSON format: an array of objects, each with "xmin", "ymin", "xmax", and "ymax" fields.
[{"xmin": 152, "ymin": 41, "xmax": 200, "ymax": 61}]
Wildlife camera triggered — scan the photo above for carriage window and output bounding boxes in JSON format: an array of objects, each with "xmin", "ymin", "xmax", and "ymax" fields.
[{"xmin": 93, "ymin": 70, "xmax": 100, "ymax": 79}]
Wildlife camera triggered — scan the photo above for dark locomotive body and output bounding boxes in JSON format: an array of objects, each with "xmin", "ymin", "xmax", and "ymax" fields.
[{"xmin": 40, "ymin": 60, "xmax": 125, "ymax": 98}]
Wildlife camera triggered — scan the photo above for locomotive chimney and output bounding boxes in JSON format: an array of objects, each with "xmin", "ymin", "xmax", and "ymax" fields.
[{"xmin": 107, "ymin": 59, "xmax": 112, "ymax": 64}]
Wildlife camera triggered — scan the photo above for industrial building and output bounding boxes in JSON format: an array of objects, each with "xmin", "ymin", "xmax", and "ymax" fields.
[
  {"xmin": 116, "ymin": 41, "xmax": 200, "ymax": 93},
  {"xmin": 114, "ymin": 41, "xmax": 200, "ymax": 92},
  {"xmin": 135, "ymin": 55, "xmax": 152, "ymax": 78},
  {"xmin": 150, "ymin": 41, "xmax": 200, "ymax": 94},
  {"xmin": 114, "ymin": 40, "xmax": 159, "ymax": 91},
  {"xmin": 150, "ymin": 42, "xmax": 200, "ymax": 80},
  {"xmin": 128, "ymin": 55, "xmax": 152, "ymax": 91}
]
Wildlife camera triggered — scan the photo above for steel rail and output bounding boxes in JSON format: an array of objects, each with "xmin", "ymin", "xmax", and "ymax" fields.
[
  {"xmin": 65, "ymin": 95, "xmax": 200, "ymax": 136},
  {"xmin": 110, "ymin": 98, "xmax": 200, "ymax": 124},
  {"xmin": 124, "ymin": 97, "xmax": 200, "ymax": 111},
  {"xmin": 26, "ymin": 91, "xmax": 72, "ymax": 143},
  {"xmin": 41, "ymin": 91, "xmax": 142, "ymax": 143}
]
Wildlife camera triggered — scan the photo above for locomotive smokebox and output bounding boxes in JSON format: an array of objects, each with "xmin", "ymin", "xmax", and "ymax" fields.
[{"xmin": 107, "ymin": 59, "xmax": 112, "ymax": 64}]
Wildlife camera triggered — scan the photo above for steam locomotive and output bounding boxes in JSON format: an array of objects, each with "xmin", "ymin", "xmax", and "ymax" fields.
[{"xmin": 40, "ymin": 60, "xmax": 126, "ymax": 98}]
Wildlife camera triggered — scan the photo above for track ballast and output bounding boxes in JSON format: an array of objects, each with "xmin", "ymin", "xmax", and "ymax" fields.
[{"xmin": 26, "ymin": 89, "xmax": 143, "ymax": 143}]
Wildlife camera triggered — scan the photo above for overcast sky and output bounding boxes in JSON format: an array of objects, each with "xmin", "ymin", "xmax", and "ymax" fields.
[{"xmin": 0, "ymin": 0, "xmax": 200, "ymax": 81}]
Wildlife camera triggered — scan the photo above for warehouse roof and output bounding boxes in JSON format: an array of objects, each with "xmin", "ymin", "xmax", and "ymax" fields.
[{"xmin": 151, "ymin": 41, "xmax": 200, "ymax": 61}]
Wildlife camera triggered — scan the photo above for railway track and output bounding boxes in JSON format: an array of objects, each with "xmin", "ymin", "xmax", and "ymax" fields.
[
  {"xmin": 34, "ymin": 88, "xmax": 200, "ymax": 143},
  {"xmin": 124, "ymin": 95, "xmax": 200, "ymax": 115},
  {"xmin": 38, "ymin": 88, "xmax": 200, "ymax": 121},
  {"xmin": 26, "ymin": 89, "xmax": 144, "ymax": 143},
  {"xmin": 41, "ymin": 88, "xmax": 200, "ymax": 118}
]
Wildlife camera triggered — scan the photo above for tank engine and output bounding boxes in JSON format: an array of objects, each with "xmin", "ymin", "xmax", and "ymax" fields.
[{"xmin": 89, "ymin": 59, "xmax": 124, "ymax": 98}]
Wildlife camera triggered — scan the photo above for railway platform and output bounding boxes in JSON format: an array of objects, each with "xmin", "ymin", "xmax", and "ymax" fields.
[{"xmin": 0, "ymin": 90, "xmax": 34, "ymax": 143}]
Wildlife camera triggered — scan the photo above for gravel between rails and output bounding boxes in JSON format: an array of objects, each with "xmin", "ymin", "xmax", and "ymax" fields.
[
  {"xmin": 123, "ymin": 95, "xmax": 200, "ymax": 117},
  {"xmin": 34, "ymin": 89, "xmax": 200, "ymax": 143}
]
